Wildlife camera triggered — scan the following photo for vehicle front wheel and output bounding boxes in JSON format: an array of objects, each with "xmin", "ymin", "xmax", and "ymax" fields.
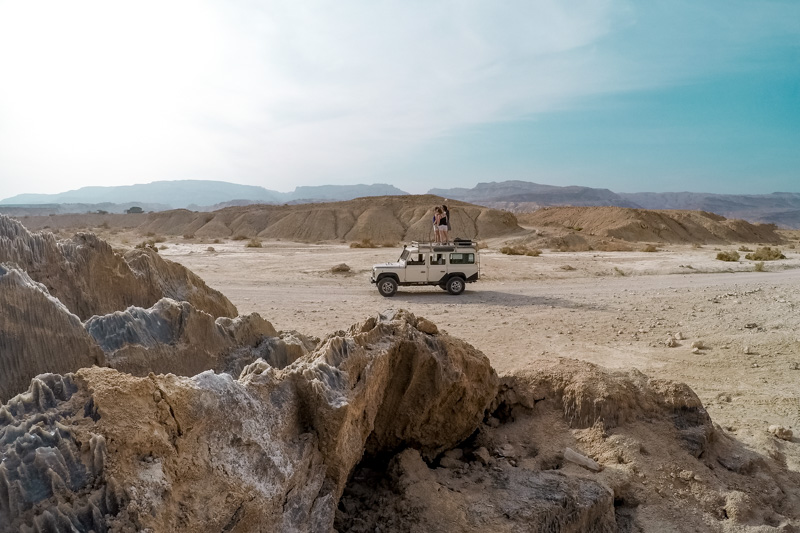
[
  {"xmin": 377, "ymin": 277, "xmax": 398, "ymax": 297},
  {"xmin": 446, "ymin": 277, "xmax": 465, "ymax": 295}
]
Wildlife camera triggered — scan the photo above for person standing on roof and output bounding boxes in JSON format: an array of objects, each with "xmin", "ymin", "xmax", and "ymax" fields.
[
  {"xmin": 433, "ymin": 206, "xmax": 443, "ymax": 244},
  {"xmin": 439, "ymin": 205, "xmax": 449, "ymax": 244}
]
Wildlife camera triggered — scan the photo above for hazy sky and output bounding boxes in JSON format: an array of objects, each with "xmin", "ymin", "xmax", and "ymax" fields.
[{"xmin": 0, "ymin": 0, "xmax": 798, "ymax": 199}]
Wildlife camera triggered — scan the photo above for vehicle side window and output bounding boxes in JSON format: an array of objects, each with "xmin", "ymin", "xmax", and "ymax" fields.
[
  {"xmin": 430, "ymin": 254, "xmax": 445, "ymax": 265},
  {"xmin": 407, "ymin": 254, "xmax": 425, "ymax": 265},
  {"xmin": 449, "ymin": 253, "xmax": 475, "ymax": 264}
]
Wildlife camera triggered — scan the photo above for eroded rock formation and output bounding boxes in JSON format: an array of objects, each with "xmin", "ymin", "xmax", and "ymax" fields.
[
  {"xmin": 0, "ymin": 215, "xmax": 237, "ymax": 320},
  {"xmin": 1, "ymin": 311, "xmax": 498, "ymax": 533},
  {"xmin": 0, "ymin": 264, "xmax": 105, "ymax": 403},
  {"xmin": 84, "ymin": 298, "xmax": 286, "ymax": 377}
]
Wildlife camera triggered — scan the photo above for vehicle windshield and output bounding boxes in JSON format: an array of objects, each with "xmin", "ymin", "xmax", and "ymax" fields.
[{"xmin": 399, "ymin": 249, "xmax": 409, "ymax": 261}]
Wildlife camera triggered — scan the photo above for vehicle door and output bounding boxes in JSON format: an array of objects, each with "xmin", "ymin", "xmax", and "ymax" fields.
[
  {"xmin": 404, "ymin": 253, "xmax": 428, "ymax": 283},
  {"xmin": 427, "ymin": 253, "xmax": 447, "ymax": 283}
]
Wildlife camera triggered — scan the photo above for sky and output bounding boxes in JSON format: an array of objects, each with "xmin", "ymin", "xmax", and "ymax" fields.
[{"xmin": 0, "ymin": 0, "xmax": 798, "ymax": 199}]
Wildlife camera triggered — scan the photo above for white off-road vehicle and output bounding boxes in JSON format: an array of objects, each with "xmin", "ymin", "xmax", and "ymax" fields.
[{"xmin": 370, "ymin": 239, "xmax": 480, "ymax": 297}]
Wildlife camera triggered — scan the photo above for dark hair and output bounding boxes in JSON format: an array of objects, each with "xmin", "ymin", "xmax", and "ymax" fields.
[{"xmin": 442, "ymin": 204, "xmax": 448, "ymax": 211}]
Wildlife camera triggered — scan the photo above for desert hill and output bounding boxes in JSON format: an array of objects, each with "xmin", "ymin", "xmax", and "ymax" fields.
[
  {"xmin": 140, "ymin": 195, "xmax": 520, "ymax": 242},
  {"xmin": 517, "ymin": 206, "xmax": 783, "ymax": 245},
  {"xmin": 15, "ymin": 195, "xmax": 523, "ymax": 243}
]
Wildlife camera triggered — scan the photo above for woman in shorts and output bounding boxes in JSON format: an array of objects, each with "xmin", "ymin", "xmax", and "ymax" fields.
[
  {"xmin": 433, "ymin": 207, "xmax": 442, "ymax": 243},
  {"xmin": 438, "ymin": 207, "xmax": 449, "ymax": 244}
]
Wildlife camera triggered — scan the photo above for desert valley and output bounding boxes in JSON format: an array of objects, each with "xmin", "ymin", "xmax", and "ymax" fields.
[{"xmin": 2, "ymin": 196, "xmax": 800, "ymax": 532}]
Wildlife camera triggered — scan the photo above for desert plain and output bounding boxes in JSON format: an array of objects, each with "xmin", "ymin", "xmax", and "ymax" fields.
[{"xmin": 161, "ymin": 235, "xmax": 800, "ymax": 450}]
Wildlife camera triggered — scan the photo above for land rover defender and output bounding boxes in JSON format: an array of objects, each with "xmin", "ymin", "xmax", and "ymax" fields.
[{"xmin": 370, "ymin": 239, "xmax": 479, "ymax": 297}]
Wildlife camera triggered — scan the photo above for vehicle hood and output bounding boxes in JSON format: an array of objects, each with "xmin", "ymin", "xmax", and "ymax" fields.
[{"xmin": 373, "ymin": 262, "xmax": 404, "ymax": 268}]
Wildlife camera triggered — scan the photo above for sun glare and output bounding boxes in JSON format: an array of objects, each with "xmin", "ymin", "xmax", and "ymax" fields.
[{"xmin": 0, "ymin": 1, "xmax": 223, "ymax": 176}]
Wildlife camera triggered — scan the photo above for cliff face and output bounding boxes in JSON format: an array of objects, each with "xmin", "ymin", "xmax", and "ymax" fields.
[{"xmin": 0, "ymin": 215, "xmax": 237, "ymax": 320}]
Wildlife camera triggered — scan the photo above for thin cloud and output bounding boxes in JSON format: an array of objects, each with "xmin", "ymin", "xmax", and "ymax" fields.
[{"xmin": 0, "ymin": 0, "xmax": 797, "ymax": 197}]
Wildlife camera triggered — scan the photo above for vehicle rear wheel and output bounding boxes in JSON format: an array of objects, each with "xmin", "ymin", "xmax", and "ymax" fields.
[
  {"xmin": 377, "ymin": 277, "xmax": 398, "ymax": 297},
  {"xmin": 446, "ymin": 277, "xmax": 465, "ymax": 295}
]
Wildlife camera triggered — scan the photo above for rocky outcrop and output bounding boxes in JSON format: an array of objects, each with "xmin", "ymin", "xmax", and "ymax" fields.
[
  {"xmin": 0, "ymin": 310, "xmax": 498, "ymax": 533},
  {"xmin": 0, "ymin": 215, "xmax": 237, "ymax": 320},
  {"xmin": 84, "ymin": 298, "xmax": 312, "ymax": 377},
  {"xmin": 0, "ymin": 265, "xmax": 104, "ymax": 403},
  {"xmin": 496, "ymin": 358, "xmax": 713, "ymax": 457}
]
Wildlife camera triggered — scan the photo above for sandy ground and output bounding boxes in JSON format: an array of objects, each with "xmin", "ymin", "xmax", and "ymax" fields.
[{"xmin": 143, "ymin": 237, "xmax": 800, "ymax": 455}]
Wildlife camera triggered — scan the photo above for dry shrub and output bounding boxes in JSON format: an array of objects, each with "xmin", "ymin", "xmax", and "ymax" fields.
[
  {"xmin": 207, "ymin": 246, "xmax": 216, "ymax": 252},
  {"xmin": 153, "ymin": 235, "xmax": 166, "ymax": 243},
  {"xmin": 500, "ymin": 245, "xmax": 541, "ymax": 257},
  {"xmin": 595, "ymin": 241, "xmax": 633, "ymax": 252},
  {"xmin": 716, "ymin": 250, "xmax": 740, "ymax": 262},
  {"xmin": 98, "ymin": 221, "xmax": 110, "ymax": 230},
  {"xmin": 641, "ymin": 244, "xmax": 658, "ymax": 252},
  {"xmin": 245, "ymin": 238, "xmax": 262, "ymax": 248},
  {"xmin": 738, "ymin": 246, "xmax": 753, "ymax": 252},
  {"xmin": 145, "ymin": 231, "xmax": 156, "ymax": 237},
  {"xmin": 745, "ymin": 247, "xmax": 785, "ymax": 261},
  {"xmin": 613, "ymin": 267, "xmax": 626, "ymax": 276},
  {"xmin": 560, "ymin": 265, "xmax": 576, "ymax": 271},
  {"xmin": 183, "ymin": 233, "xmax": 195, "ymax": 239},
  {"xmin": 232, "ymin": 235, "xmax": 248, "ymax": 241},
  {"xmin": 350, "ymin": 239, "xmax": 377, "ymax": 248},
  {"xmin": 692, "ymin": 243, "xmax": 703, "ymax": 249},
  {"xmin": 753, "ymin": 261, "xmax": 765, "ymax": 272},
  {"xmin": 158, "ymin": 245, "xmax": 168, "ymax": 250},
  {"xmin": 330, "ymin": 263, "xmax": 351, "ymax": 273},
  {"xmin": 381, "ymin": 242, "xmax": 398, "ymax": 248},
  {"xmin": 213, "ymin": 238, "xmax": 221, "ymax": 244}
]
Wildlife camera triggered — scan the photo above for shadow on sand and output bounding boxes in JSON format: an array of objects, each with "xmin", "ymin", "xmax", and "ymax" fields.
[{"xmin": 385, "ymin": 289, "xmax": 607, "ymax": 311}]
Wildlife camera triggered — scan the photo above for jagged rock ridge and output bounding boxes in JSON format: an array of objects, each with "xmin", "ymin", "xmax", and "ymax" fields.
[{"xmin": 0, "ymin": 214, "xmax": 237, "ymax": 320}]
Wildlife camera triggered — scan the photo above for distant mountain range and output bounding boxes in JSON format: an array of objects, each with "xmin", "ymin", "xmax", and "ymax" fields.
[
  {"xmin": 2, "ymin": 179, "xmax": 799, "ymax": 228},
  {"xmin": 429, "ymin": 180, "xmax": 639, "ymax": 208},
  {"xmin": 431, "ymin": 181, "xmax": 800, "ymax": 229},
  {"xmin": 0, "ymin": 181, "xmax": 408, "ymax": 209}
]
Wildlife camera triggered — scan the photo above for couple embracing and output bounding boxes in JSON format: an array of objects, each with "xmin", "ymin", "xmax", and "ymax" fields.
[{"xmin": 433, "ymin": 204, "xmax": 450, "ymax": 244}]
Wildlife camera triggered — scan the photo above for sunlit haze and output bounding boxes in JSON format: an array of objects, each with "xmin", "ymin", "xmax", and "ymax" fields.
[{"xmin": 0, "ymin": 0, "xmax": 798, "ymax": 199}]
